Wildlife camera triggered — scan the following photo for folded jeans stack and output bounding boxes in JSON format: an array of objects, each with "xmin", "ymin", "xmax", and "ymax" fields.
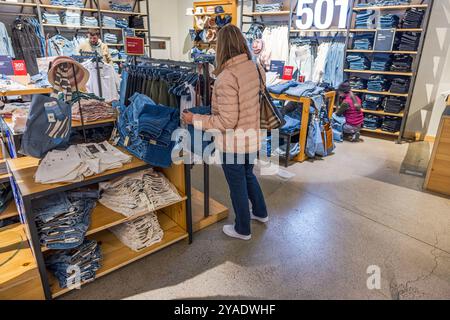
[
  {"xmin": 35, "ymin": 141, "xmax": 132, "ymax": 184},
  {"xmin": 390, "ymin": 54, "xmax": 413, "ymax": 72},
  {"xmin": 115, "ymin": 18, "xmax": 128, "ymax": 29},
  {"xmin": 255, "ymin": 3, "xmax": 283, "ymax": 12},
  {"xmin": 349, "ymin": 76, "xmax": 367, "ymax": 90},
  {"xmin": 109, "ymin": 213, "xmax": 163, "ymax": 252},
  {"xmin": 355, "ymin": 10, "xmax": 376, "ymax": 29},
  {"xmin": 397, "ymin": 32, "xmax": 420, "ymax": 51},
  {"xmin": 367, "ymin": 75, "xmax": 390, "ymax": 92},
  {"xmin": 363, "ymin": 94, "xmax": 384, "ymax": 110},
  {"xmin": 371, "ymin": 54, "xmax": 392, "ymax": 71},
  {"xmin": 363, "ymin": 114, "xmax": 383, "ymax": 130},
  {"xmin": 104, "ymin": 33, "xmax": 118, "ymax": 44},
  {"xmin": 102, "ymin": 16, "xmax": 116, "ymax": 29},
  {"xmin": 390, "ymin": 77, "xmax": 410, "ymax": 93},
  {"xmin": 347, "ymin": 54, "xmax": 370, "ymax": 70},
  {"xmin": 353, "ymin": 33, "xmax": 374, "ymax": 50},
  {"xmin": 110, "ymin": 2, "xmax": 133, "ymax": 11},
  {"xmin": 267, "ymin": 81, "xmax": 299, "ymax": 95},
  {"xmin": 62, "ymin": 11, "xmax": 81, "ymax": 26},
  {"xmin": 34, "ymin": 190, "xmax": 98, "ymax": 250},
  {"xmin": 51, "ymin": 0, "xmax": 84, "ymax": 7},
  {"xmin": 383, "ymin": 96, "xmax": 406, "ymax": 114},
  {"xmin": 99, "ymin": 169, "xmax": 182, "ymax": 217},
  {"xmin": 136, "ymin": 104, "xmax": 180, "ymax": 168},
  {"xmin": 381, "ymin": 116, "xmax": 402, "ymax": 132},
  {"xmin": 82, "ymin": 16, "xmax": 98, "ymax": 27},
  {"xmin": 402, "ymin": 8, "xmax": 425, "ymax": 28},
  {"xmin": 43, "ymin": 12, "xmax": 62, "ymax": 25},
  {"xmin": 378, "ymin": 14, "xmax": 400, "ymax": 28},
  {"xmin": 72, "ymin": 100, "xmax": 115, "ymax": 122},
  {"xmin": 46, "ymin": 240, "xmax": 101, "ymax": 289}
]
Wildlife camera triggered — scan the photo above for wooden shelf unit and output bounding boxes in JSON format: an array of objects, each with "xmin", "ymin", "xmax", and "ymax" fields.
[
  {"xmin": 347, "ymin": 49, "xmax": 418, "ymax": 55},
  {"xmin": 362, "ymin": 109, "xmax": 404, "ymax": 117},
  {"xmin": 243, "ymin": 11, "xmax": 291, "ymax": 16},
  {"xmin": 0, "ymin": 87, "xmax": 52, "ymax": 97},
  {"xmin": 352, "ymin": 4, "xmax": 428, "ymax": 11},
  {"xmin": 49, "ymin": 211, "xmax": 188, "ymax": 298},
  {"xmin": 349, "ymin": 28, "xmax": 423, "ymax": 32},
  {"xmin": 352, "ymin": 89, "xmax": 409, "ymax": 97},
  {"xmin": 270, "ymin": 91, "xmax": 336, "ymax": 163},
  {"xmin": 6, "ymin": 149, "xmax": 192, "ymax": 299},
  {"xmin": 361, "ymin": 128, "xmax": 400, "ymax": 136},
  {"xmin": 344, "ymin": 69, "xmax": 414, "ymax": 76}
]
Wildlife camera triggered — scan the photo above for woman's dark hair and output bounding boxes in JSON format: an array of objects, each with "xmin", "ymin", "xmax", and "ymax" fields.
[{"xmin": 214, "ymin": 24, "xmax": 252, "ymax": 75}]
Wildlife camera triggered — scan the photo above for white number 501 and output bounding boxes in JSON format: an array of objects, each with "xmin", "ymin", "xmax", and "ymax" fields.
[{"xmin": 296, "ymin": 0, "xmax": 350, "ymax": 30}]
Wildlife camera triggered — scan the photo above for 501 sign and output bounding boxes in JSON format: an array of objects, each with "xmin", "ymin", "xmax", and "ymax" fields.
[{"xmin": 296, "ymin": 0, "xmax": 350, "ymax": 30}]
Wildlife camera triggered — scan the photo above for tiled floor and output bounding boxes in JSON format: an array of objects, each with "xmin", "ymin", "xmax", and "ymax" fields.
[{"xmin": 63, "ymin": 137, "xmax": 450, "ymax": 300}]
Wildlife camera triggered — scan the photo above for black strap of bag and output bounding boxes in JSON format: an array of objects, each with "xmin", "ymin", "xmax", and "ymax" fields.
[{"xmin": 255, "ymin": 63, "xmax": 285, "ymax": 130}]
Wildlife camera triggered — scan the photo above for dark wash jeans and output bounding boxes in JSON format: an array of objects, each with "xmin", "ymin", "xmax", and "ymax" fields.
[{"xmin": 221, "ymin": 153, "xmax": 268, "ymax": 236}]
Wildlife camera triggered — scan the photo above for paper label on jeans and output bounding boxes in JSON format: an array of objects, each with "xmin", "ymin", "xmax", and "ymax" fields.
[
  {"xmin": 124, "ymin": 136, "xmax": 130, "ymax": 146},
  {"xmin": 110, "ymin": 127, "xmax": 118, "ymax": 141},
  {"xmin": 112, "ymin": 136, "xmax": 120, "ymax": 146},
  {"xmin": 46, "ymin": 112, "xmax": 56, "ymax": 123},
  {"xmin": 149, "ymin": 139, "xmax": 157, "ymax": 145}
]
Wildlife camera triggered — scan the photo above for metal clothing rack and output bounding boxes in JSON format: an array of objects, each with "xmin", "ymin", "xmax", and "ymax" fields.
[{"xmin": 133, "ymin": 57, "xmax": 225, "ymax": 232}]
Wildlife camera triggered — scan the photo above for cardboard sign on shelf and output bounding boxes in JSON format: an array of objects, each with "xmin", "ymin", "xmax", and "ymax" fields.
[
  {"xmin": 270, "ymin": 60, "xmax": 285, "ymax": 77},
  {"xmin": 12, "ymin": 60, "xmax": 27, "ymax": 76},
  {"xmin": 374, "ymin": 29, "xmax": 396, "ymax": 52},
  {"xmin": 125, "ymin": 37, "xmax": 145, "ymax": 56}
]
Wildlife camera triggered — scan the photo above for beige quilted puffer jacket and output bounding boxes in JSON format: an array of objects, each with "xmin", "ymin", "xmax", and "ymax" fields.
[{"xmin": 193, "ymin": 54, "xmax": 264, "ymax": 154}]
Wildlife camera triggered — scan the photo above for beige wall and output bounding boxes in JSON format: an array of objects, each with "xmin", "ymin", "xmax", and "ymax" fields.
[{"xmin": 405, "ymin": 0, "xmax": 450, "ymax": 138}]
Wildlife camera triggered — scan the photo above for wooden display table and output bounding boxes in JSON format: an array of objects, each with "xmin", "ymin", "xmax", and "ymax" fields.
[
  {"xmin": 6, "ymin": 150, "xmax": 192, "ymax": 299},
  {"xmin": 270, "ymin": 91, "xmax": 336, "ymax": 163},
  {"xmin": 424, "ymin": 103, "xmax": 450, "ymax": 197}
]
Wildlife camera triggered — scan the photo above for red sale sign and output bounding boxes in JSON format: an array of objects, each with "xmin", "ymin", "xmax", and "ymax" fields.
[
  {"xmin": 282, "ymin": 66, "xmax": 294, "ymax": 81},
  {"xmin": 12, "ymin": 60, "xmax": 27, "ymax": 76},
  {"xmin": 125, "ymin": 37, "xmax": 145, "ymax": 56}
]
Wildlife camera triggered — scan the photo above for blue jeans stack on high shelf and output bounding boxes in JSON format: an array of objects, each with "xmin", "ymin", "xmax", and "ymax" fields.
[
  {"xmin": 104, "ymin": 33, "xmax": 118, "ymax": 44},
  {"xmin": 82, "ymin": 16, "xmax": 98, "ymax": 27},
  {"xmin": 353, "ymin": 34, "xmax": 374, "ymax": 50},
  {"xmin": 347, "ymin": 54, "xmax": 371, "ymax": 70},
  {"xmin": 62, "ymin": 11, "xmax": 81, "ymax": 26},
  {"xmin": 367, "ymin": 75, "xmax": 390, "ymax": 92},
  {"xmin": 102, "ymin": 16, "xmax": 117, "ymax": 28},
  {"xmin": 43, "ymin": 12, "xmax": 62, "ymax": 25},
  {"xmin": 110, "ymin": 2, "xmax": 133, "ymax": 11},
  {"xmin": 371, "ymin": 54, "xmax": 392, "ymax": 71},
  {"xmin": 51, "ymin": 0, "xmax": 84, "ymax": 7},
  {"xmin": 363, "ymin": 94, "xmax": 384, "ymax": 111}
]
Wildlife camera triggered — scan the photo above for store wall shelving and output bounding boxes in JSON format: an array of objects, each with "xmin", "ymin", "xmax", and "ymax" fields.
[
  {"xmin": 0, "ymin": 0, "xmax": 152, "ymax": 55},
  {"xmin": 345, "ymin": 0, "xmax": 435, "ymax": 141}
]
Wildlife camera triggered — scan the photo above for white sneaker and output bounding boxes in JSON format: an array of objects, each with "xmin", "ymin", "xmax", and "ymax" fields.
[
  {"xmin": 250, "ymin": 212, "xmax": 269, "ymax": 223},
  {"xmin": 222, "ymin": 225, "xmax": 251, "ymax": 241}
]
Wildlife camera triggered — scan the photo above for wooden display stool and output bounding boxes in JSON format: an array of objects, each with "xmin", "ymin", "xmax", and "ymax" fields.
[
  {"xmin": 424, "ymin": 98, "xmax": 450, "ymax": 197},
  {"xmin": 0, "ymin": 224, "xmax": 45, "ymax": 300}
]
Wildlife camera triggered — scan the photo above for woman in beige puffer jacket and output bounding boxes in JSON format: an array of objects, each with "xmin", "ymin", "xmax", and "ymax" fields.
[{"xmin": 182, "ymin": 24, "xmax": 268, "ymax": 241}]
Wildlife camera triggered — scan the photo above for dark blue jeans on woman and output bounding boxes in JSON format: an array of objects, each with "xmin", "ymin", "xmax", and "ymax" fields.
[{"xmin": 221, "ymin": 153, "xmax": 268, "ymax": 236}]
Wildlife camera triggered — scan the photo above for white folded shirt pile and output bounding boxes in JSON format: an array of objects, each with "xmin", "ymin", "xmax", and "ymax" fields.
[
  {"xmin": 35, "ymin": 141, "xmax": 132, "ymax": 184},
  {"xmin": 109, "ymin": 213, "xmax": 163, "ymax": 251},
  {"xmin": 99, "ymin": 169, "xmax": 182, "ymax": 217}
]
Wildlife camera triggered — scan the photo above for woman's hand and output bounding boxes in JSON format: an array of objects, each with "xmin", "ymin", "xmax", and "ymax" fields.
[{"xmin": 182, "ymin": 111, "xmax": 194, "ymax": 125}]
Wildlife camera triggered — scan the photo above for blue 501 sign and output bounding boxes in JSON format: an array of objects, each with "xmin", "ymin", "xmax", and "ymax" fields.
[{"xmin": 296, "ymin": 0, "xmax": 350, "ymax": 30}]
